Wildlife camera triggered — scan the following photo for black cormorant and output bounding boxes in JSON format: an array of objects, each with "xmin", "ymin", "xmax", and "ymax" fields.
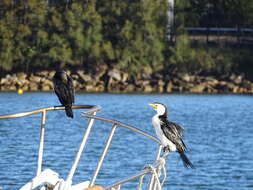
[
  {"xmin": 149, "ymin": 102, "xmax": 194, "ymax": 168},
  {"xmin": 53, "ymin": 70, "xmax": 75, "ymax": 118}
]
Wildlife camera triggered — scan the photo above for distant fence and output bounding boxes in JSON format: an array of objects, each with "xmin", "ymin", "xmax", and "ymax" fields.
[{"xmin": 185, "ymin": 27, "xmax": 253, "ymax": 46}]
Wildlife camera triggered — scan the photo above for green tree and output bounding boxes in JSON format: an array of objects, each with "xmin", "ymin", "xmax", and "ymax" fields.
[
  {"xmin": 97, "ymin": 0, "xmax": 168, "ymax": 73},
  {"xmin": 65, "ymin": 1, "xmax": 103, "ymax": 67},
  {"xmin": 169, "ymin": 34, "xmax": 197, "ymax": 74}
]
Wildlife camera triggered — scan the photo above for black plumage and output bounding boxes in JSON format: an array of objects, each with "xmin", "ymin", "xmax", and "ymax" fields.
[
  {"xmin": 159, "ymin": 115, "xmax": 194, "ymax": 168},
  {"xmin": 53, "ymin": 71, "xmax": 75, "ymax": 118}
]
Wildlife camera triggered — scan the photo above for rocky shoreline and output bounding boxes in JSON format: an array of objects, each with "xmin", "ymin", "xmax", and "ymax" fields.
[{"xmin": 0, "ymin": 68, "xmax": 253, "ymax": 94}]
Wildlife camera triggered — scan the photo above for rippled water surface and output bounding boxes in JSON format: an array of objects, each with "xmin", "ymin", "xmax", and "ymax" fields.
[{"xmin": 0, "ymin": 93, "xmax": 253, "ymax": 190}]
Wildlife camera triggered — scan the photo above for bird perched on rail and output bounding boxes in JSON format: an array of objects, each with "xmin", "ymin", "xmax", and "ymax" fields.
[
  {"xmin": 53, "ymin": 70, "xmax": 75, "ymax": 118},
  {"xmin": 149, "ymin": 102, "xmax": 194, "ymax": 168}
]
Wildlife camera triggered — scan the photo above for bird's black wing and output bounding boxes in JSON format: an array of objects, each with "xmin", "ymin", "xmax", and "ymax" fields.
[
  {"xmin": 54, "ymin": 80, "xmax": 72, "ymax": 106},
  {"xmin": 54, "ymin": 81, "xmax": 65, "ymax": 105},
  {"xmin": 67, "ymin": 74, "xmax": 75, "ymax": 104},
  {"xmin": 160, "ymin": 119, "xmax": 194, "ymax": 168},
  {"xmin": 160, "ymin": 120, "xmax": 187, "ymax": 152},
  {"xmin": 172, "ymin": 121, "xmax": 184, "ymax": 137}
]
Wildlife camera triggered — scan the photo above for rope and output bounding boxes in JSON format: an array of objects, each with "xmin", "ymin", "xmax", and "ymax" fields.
[
  {"xmin": 142, "ymin": 156, "xmax": 168, "ymax": 190},
  {"xmin": 144, "ymin": 164, "xmax": 162, "ymax": 190},
  {"xmin": 158, "ymin": 157, "xmax": 167, "ymax": 187},
  {"xmin": 136, "ymin": 174, "xmax": 145, "ymax": 190},
  {"xmin": 160, "ymin": 151, "xmax": 170, "ymax": 186},
  {"xmin": 120, "ymin": 153, "xmax": 169, "ymax": 190}
]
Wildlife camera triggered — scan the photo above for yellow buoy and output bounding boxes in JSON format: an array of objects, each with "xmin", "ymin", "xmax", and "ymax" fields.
[{"xmin": 17, "ymin": 89, "xmax": 23, "ymax": 94}]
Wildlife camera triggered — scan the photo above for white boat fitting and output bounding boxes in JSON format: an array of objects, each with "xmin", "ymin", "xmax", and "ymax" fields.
[{"xmin": 0, "ymin": 105, "xmax": 168, "ymax": 190}]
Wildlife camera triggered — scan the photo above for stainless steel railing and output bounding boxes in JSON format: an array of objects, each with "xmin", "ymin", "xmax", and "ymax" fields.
[
  {"xmin": 0, "ymin": 106, "xmax": 165, "ymax": 190},
  {"xmin": 0, "ymin": 105, "xmax": 100, "ymax": 119},
  {"xmin": 81, "ymin": 114, "xmax": 164, "ymax": 190},
  {"xmin": 0, "ymin": 105, "xmax": 101, "ymax": 180}
]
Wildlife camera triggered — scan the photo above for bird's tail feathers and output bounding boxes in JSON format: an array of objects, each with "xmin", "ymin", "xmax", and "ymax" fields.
[
  {"xmin": 65, "ymin": 105, "xmax": 73, "ymax": 118},
  {"xmin": 179, "ymin": 151, "xmax": 194, "ymax": 169}
]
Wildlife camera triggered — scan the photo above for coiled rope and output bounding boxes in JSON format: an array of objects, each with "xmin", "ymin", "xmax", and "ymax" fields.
[{"xmin": 137, "ymin": 157, "xmax": 167, "ymax": 190}]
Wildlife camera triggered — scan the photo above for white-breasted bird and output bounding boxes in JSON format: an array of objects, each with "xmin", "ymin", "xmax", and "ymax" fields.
[{"xmin": 149, "ymin": 102, "xmax": 194, "ymax": 168}]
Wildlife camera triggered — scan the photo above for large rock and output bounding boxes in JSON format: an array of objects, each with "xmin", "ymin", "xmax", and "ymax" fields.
[
  {"xmin": 180, "ymin": 74, "xmax": 191, "ymax": 82},
  {"xmin": 249, "ymin": 83, "xmax": 253, "ymax": 93},
  {"xmin": 16, "ymin": 72, "xmax": 27, "ymax": 81},
  {"xmin": 140, "ymin": 67, "xmax": 153, "ymax": 80},
  {"xmin": 9, "ymin": 85, "xmax": 17, "ymax": 91},
  {"xmin": 121, "ymin": 73, "xmax": 129, "ymax": 82},
  {"xmin": 70, "ymin": 74, "xmax": 79, "ymax": 81},
  {"xmin": 85, "ymin": 85, "xmax": 95, "ymax": 92},
  {"xmin": 226, "ymin": 82, "xmax": 237, "ymax": 92},
  {"xmin": 156, "ymin": 80, "xmax": 165, "ymax": 93},
  {"xmin": 0, "ymin": 78, "xmax": 10, "ymax": 85},
  {"xmin": 41, "ymin": 85, "xmax": 51, "ymax": 91},
  {"xmin": 125, "ymin": 84, "xmax": 135, "ymax": 92},
  {"xmin": 29, "ymin": 82, "xmax": 38, "ymax": 91},
  {"xmin": 0, "ymin": 85, "xmax": 10, "ymax": 91},
  {"xmin": 215, "ymin": 81, "xmax": 230, "ymax": 92},
  {"xmin": 94, "ymin": 64, "xmax": 108, "ymax": 80},
  {"xmin": 22, "ymin": 84, "xmax": 29, "ymax": 91},
  {"xmin": 143, "ymin": 85, "xmax": 153, "ymax": 93},
  {"xmin": 77, "ymin": 71, "xmax": 92, "ymax": 83},
  {"xmin": 39, "ymin": 70, "xmax": 49, "ymax": 76},
  {"xmin": 190, "ymin": 84, "xmax": 206, "ymax": 93},
  {"xmin": 94, "ymin": 84, "xmax": 105, "ymax": 92},
  {"xmin": 48, "ymin": 71, "xmax": 55, "ymax": 78},
  {"xmin": 42, "ymin": 79, "xmax": 53, "ymax": 88},
  {"xmin": 9, "ymin": 74, "xmax": 18, "ymax": 84},
  {"xmin": 29, "ymin": 74, "xmax": 41, "ymax": 83},
  {"xmin": 203, "ymin": 85, "xmax": 216, "ymax": 93},
  {"xmin": 231, "ymin": 74, "xmax": 243, "ymax": 85},
  {"xmin": 242, "ymin": 80, "xmax": 252, "ymax": 90},
  {"xmin": 108, "ymin": 69, "xmax": 121, "ymax": 81},
  {"xmin": 165, "ymin": 81, "xmax": 173, "ymax": 93}
]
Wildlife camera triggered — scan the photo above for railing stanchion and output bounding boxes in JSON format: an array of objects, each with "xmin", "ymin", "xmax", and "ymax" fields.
[
  {"xmin": 36, "ymin": 110, "xmax": 46, "ymax": 176},
  {"xmin": 147, "ymin": 144, "xmax": 162, "ymax": 190},
  {"xmin": 89, "ymin": 124, "xmax": 117, "ymax": 187},
  {"xmin": 63, "ymin": 112, "xmax": 97, "ymax": 190}
]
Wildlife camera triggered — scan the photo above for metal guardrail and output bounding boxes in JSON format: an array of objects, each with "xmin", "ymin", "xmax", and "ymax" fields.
[
  {"xmin": 0, "ymin": 105, "xmax": 100, "ymax": 119},
  {"xmin": 185, "ymin": 27, "xmax": 253, "ymax": 45},
  {"xmin": 0, "ymin": 106, "xmax": 165, "ymax": 190},
  {"xmin": 81, "ymin": 114, "xmax": 163, "ymax": 190},
  {"xmin": 0, "ymin": 105, "xmax": 101, "ymax": 186},
  {"xmin": 186, "ymin": 27, "xmax": 253, "ymax": 33}
]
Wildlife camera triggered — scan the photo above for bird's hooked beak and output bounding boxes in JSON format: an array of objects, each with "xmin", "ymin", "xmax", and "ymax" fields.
[{"xmin": 149, "ymin": 103, "xmax": 157, "ymax": 110}]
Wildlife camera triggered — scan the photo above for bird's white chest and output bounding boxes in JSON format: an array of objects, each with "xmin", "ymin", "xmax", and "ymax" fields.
[{"xmin": 152, "ymin": 115, "xmax": 177, "ymax": 151}]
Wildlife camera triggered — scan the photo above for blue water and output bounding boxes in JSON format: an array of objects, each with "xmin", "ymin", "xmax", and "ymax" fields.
[{"xmin": 0, "ymin": 93, "xmax": 253, "ymax": 190}]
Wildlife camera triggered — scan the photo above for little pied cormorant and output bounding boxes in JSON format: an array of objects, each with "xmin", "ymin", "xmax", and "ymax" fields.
[
  {"xmin": 53, "ymin": 70, "xmax": 75, "ymax": 118},
  {"xmin": 149, "ymin": 102, "xmax": 194, "ymax": 168}
]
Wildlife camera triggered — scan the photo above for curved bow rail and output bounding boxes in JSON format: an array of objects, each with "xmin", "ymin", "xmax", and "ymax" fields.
[
  {"xmin": 81, "ymin": 114, "xmax": 164, "ymax": 190},
  {"xmin": 0, "ymin": 106, "xmax": 165, "ymax": 190},
  {"xmin": 0, "ymin": 105, "xmax": 100, "ymax": 119},
  {"xmin": 0, "ymin": 105, "xmax": 101, "ymax": 185}
]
